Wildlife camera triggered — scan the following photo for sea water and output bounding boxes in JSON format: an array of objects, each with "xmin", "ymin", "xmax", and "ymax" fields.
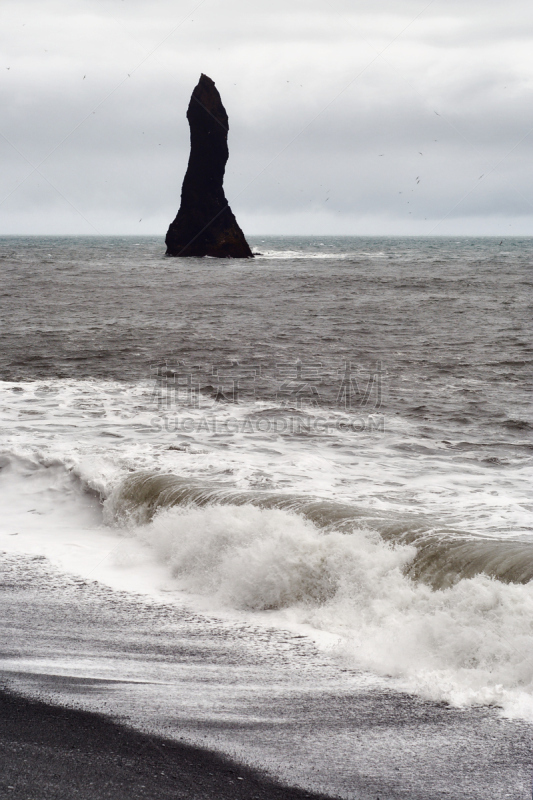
[{"xmin": 0, "ymin": 236, "xmax": 532, "ymax": 794}]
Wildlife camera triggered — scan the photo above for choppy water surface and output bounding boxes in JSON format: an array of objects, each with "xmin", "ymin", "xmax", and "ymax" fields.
[{"xmin": 1, "ymin": 236, "xmax": 532, "ymax": 730}]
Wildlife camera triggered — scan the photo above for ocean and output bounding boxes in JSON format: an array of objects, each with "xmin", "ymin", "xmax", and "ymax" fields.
[{"xmin": 1, "ymin": 235, "xmax": 532, "ymax": 798}]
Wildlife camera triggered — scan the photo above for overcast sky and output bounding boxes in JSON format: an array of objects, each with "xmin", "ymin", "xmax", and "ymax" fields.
[{"xmin": 1, "ymin": 0, "xmax": 533, "ymax": 235}]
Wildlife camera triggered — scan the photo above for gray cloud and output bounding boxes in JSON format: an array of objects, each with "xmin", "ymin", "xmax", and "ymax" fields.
[{"xmin": 1, "ymin": 0, "xmax": 532, "ymax": 234}]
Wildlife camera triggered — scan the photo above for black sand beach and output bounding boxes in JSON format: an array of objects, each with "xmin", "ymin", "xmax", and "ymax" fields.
[
  {"xmin": 2, "ymin": 552, "xmax": 532, "ymax": 800},
  {"xmin": 0, "ymin": 689, "xmax": 333, "ymax": 800}
]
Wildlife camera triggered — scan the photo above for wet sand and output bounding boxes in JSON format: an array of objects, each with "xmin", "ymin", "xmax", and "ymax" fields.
[{"xmin": 0, "ymin": 689, "xmax": 332, "ymax": 800}]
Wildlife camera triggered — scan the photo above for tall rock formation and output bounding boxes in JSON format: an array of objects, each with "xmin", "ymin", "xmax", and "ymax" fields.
[{"xmin": 165, "ymin": 74, "xmax": 253, "ymax": 258}]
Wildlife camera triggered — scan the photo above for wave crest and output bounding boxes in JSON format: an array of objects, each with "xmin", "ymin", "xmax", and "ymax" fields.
[
  {"xmin": 132, "ymin": 504, "xmax": 413, "ymax": 612},
  {"xmin": 105, "ymin": 471, "xmax": 533, "ymax": 589}
]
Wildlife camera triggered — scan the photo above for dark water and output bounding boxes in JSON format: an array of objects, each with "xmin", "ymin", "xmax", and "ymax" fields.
[
  {"xmin": 1, "ymin": 236, "xmax": 531, "ymax": 433},
  {"xmin": 1, "ymin": 236, "xmax": 533, "ymax": 797}
]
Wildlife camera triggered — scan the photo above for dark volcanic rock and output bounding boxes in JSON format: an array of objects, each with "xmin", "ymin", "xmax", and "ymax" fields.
[{"xmin": 165, "ymin": 74, "xmax": 253, "ymax": 258}]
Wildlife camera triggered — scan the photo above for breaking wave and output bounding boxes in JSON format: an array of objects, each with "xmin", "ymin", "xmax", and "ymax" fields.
[
  {"xmin": 105, "ymin": 471, "xmax": 533, "ymax": 589},
  {"xmin": 103, "ymin": 471, "xmax": 533, "ymax": 713}
]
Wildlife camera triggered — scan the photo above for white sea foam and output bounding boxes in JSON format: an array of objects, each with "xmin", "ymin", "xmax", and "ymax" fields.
[
  {"xmin": 252, "ymin": 249, "xmax": 350, "ymax": 259},
  {"xmin": 1, "ymin": 378, "xmax": 530, "ymax": 539}
]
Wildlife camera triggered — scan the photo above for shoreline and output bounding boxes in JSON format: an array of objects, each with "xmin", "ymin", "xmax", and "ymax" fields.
[
  {"xmin": 0, "ymin": 688, "xmax": 333, "ymax": 800},
  {"xmin": 2, "ymin": 551, "xmax": 532, "ymax": 799}
]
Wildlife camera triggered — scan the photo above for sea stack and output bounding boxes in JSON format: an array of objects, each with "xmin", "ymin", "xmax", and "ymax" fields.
[{"xmin": 165, "ymin": 74, "xmax": 253, "ymax": 258}]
